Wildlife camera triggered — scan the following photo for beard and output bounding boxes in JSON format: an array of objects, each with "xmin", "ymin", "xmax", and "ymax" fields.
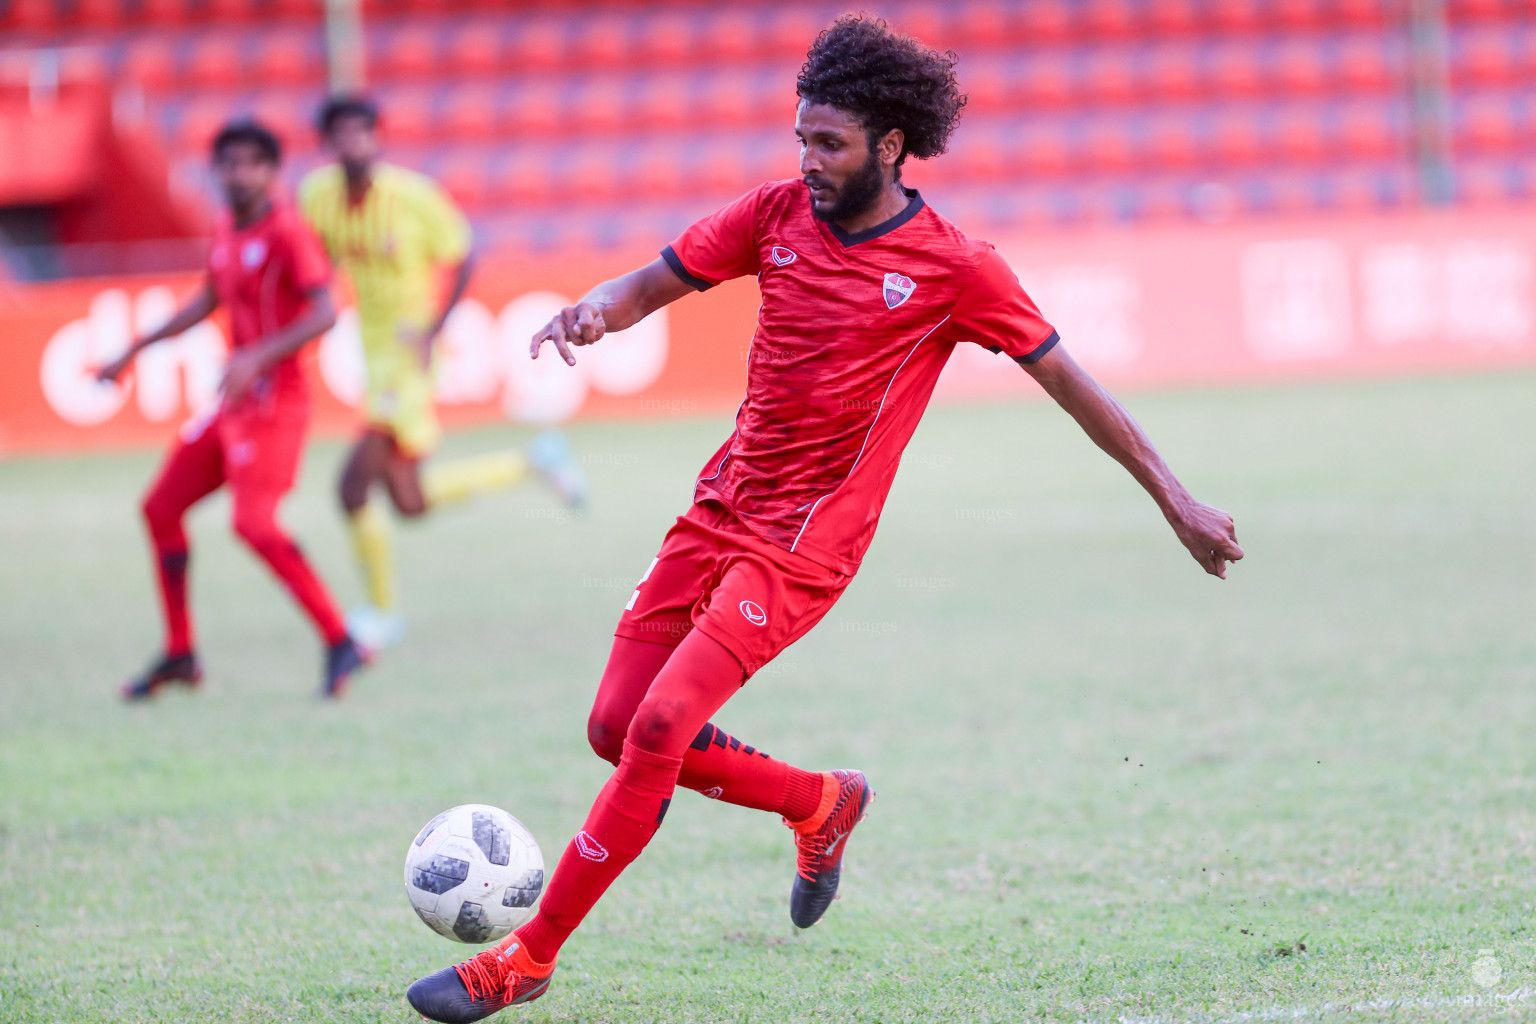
[{"xmin": 808, "ymin": 146, "xmax": 886, "ymax": 223}]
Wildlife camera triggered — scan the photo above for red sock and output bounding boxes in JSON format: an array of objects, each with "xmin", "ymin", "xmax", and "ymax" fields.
[
  {"xmin": 154, "ymin": 549, "xmax": 194, "ymax": 656},
  {"xmin": 232, "ymin": 493, "xmax": 348, "ymax": 646},
  {"xmin": 682, "ymin": 724, "xmax": 825, "ymax": 821},
  {"xmin": 516, "ymin": 740, "xmax": 681, "ymax": 963}
]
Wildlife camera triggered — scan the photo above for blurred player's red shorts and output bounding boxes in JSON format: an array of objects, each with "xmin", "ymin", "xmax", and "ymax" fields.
[
  {"xmin": 155, "ymin": 392, "xmax": 309, "ymax": 501},
  {"xmin": 615, "ymin": 499, "xmax": 852, "ymax": 677}
]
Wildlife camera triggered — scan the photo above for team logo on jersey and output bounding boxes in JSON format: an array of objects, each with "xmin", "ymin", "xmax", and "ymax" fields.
[
  {"xmin": 240, "ymin": 239, "xmax": 268, "ymax": 270},
  {"xmin": 574, "ymin": 831, "xmax": 609, "ymax": 862},
  {"xmin": 739, "ymin": 600, "xmax": 767, "ymax": 626},
  {"xmin": 770, "ymin": 246, "xmax": 797, "ymax": 267},
  {"xmin": 701, "ymin": 786, "xmax": 724, "ymax": 800},
  {"xmin": 883, "ymin": 272, "xmax": 916, "ymax": 309}
]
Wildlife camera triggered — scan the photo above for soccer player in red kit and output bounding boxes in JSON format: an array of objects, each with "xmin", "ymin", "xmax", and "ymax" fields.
[
  {"xmin": 408, "ymin": 18, "xmax": 1244, "ymax": 1020},
  {"xmin": 98, "ymin": 120, "xmax": 369, "ymax": 700}
]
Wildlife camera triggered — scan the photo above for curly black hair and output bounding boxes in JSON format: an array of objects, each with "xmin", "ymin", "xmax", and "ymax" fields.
[
  {"xmin": 316, "ymin": 94, "xmax": 379, "ymax": 136},
  {"xmin": 211, "ymin": 119, "xmax": 281, "ymax": 164},
  {"xmin": 796, "ymin": 15, "xmax": 966, "ymax": 168}
]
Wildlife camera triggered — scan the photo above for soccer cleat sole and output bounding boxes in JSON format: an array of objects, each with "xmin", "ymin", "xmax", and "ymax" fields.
[{"xmin": 790, "ymin": 787, "xmax": 874, "ymax": 929}]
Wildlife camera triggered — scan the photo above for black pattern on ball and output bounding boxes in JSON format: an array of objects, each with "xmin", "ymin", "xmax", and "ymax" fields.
[
  {"xmin": 472, "ymin": 811, "xmax": 511, "ymax": 866},
  {"xmin": 452, "ymin": 901, "xmax": 496, "ymax": 943},
  {"xmin": 411, "ymin": 854, "xmax": 470, "ymax": 895},
  {"xmin": 501, "ymin": 868, "xmax": 545, "ymax": 908}
]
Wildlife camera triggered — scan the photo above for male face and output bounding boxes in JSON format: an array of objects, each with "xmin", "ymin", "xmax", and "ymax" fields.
[
  {"xmin": 325, "ymin": 113, "xmax": 380, "ymax": 177},
  {"xmin": 214, "ymin": 140, "xmax": 277, "ymax": 216},
  {"xmin": 795, "ymin": 100, "xmax": 888, "ymax": 224}
]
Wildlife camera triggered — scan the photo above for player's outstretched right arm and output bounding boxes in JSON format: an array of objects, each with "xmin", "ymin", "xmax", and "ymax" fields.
[
  {"xmin": 97, "ymin": 280, "xmax": 219, "ymax": 383},
  {"xmin": 530, "ymin": 258, "xmax": 693, "ymax": 366}
]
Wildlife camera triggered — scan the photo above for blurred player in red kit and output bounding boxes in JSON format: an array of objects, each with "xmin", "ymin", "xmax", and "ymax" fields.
[
  {"xmin": 407, "ymin": 18, "xmax": 1244, "ymax": 1021},
  {"xmin": 98, "ymin": 120, "xmax": 368, "ymax": 701}
]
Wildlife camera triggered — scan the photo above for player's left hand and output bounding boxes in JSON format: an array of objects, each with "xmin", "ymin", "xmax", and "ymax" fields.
[
  {"xmin": 221, "ymin": 349, "xmax": 264, "ymax": 402},
  {"xmin": 1167, "ymin": 500, "xmax": 1243, "ymax": 579},
  {"xmin": 398, "ymin": 322, "xmax": 437, "ymax": 371}
]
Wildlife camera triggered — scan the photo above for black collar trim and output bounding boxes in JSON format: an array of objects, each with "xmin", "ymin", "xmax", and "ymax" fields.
[{"xmin": 826, "ymin": 187, "xmax": 925, "ymax": 247}]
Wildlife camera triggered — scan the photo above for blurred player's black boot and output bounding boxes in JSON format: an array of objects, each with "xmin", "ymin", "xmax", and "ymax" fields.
[
  {"xmin": 120, "ymin": 651, "xmax": 203, "ymax": 701},
  {"xmin": 787, "ymin": 769, "xmax": 874, "ymax": 928},
  {"xmin": 322, "ymin": 636, "xmax": 370, "ymax": 699},
  {"xmin": 407, "ymin": 935, "xmax": 556, "ymax": 1022}
]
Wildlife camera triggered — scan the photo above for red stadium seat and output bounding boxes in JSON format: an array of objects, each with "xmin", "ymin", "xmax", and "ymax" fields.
[
  {"xmin": 568, "ymin": 13, "xmax": 632, "ymax": 69},
  {"xmin": 1206, "ymin": 45, "xmax": 1264, "ymax": 98},
  {"xmin": 206, "ymin": 0, "xmax": 257, "ymax": 23},
  {"xmin": 1274, "ymin": 0, "xmax": 1325, "ymax": 30},
  {"xmin": 1209, "ymin": 0, "xmax": 1262, "ymax": 32},
  {"xmin": 4, "ymin": 0, "xmax": 57, "ymax": 32},
  {"xmin": 1144, "ymin": 115, "xmax": 1201, "ymax": 171},
  {"xmin": 1447, "ymin": 0, "xmax": 1509, "ymax": 20},
  {"xmin": 628, "ymin": 74, "xmax": 692, "ymax": 132},
  {"xmin": 1455, "ymin": 32, "xmax": 1514, "ymax": 87},
  {"xmin": 250, "ymin": 30, "xmax": 322, "ymax": 88},
  {"xmin": 502, "ymin": 82, "xmax": 562, "ymax": 138},
  {"xmin": 441, "ymin": 86, "xmax": 501, "ymax": 142},
  {"xmin": 564, "ymin": 149, "xmax": 623, "ymax": 201},
  {"xmin": 485, "ymin": 150, "xmax": 549, "ymax": 208},
  {"xmin": 1459, "ymin": 98, "xmax": 1518, "ymax": 154},
  {"xmin": 1336, "ymin": 36, "xmax": 1397, "ymax": 92},
  {"xmin": 1017, "ymin": 1, "xmax": 1075, "ymax": 44},
  {"xmin": 699, "ymin": 143, "xmax": 748, "ymax": 196},
  {"xmin": 1144, "ymin": 44, "xmax": 1202, "ymax": 101},
  {"xmin": 503, "ymin": 18, "xmax": 567, "ymax": 76},
  {"xmin": 1015, "ymin": 126, "xmax": 1072, "ymax": 179},
  {"xmin": 1015, "ymin": 54, "xmax": 1075, "ymax": 110},
  {"xmin": 1272, "ymin": 41, "xmax": 1331, "ymax": 96},
  {"xmin": 444, "ymin": 20, "xmax": 506, "ymax": 77},
  {"xmin": 763, "ymin": 8, "xmax": 825, "ymax": 60},
  {"xmin": 1080, "ymin": 120, "xmax": 1136, "ymax": 174},
  {"xmin": 1145, "ymin": 0, "xmax": 1199, "ymax": 35},
  {"xmin": 72, "ymin": 0, "xmax": 124, "ymax": 30},
  {"xmin": 177, "ymin": 99, "xmax": 231, "ymax": 154},
  {"xmin": 1210, "ymin": 112, "xmax": 1264, "ymax": 165},
  {"xmin": 184, "ymin": 34, "xmax": 246, "ymax": 90},
  {"xmin": 1336, "ymin": 0, "xmax": 1387, "ymax": 27},
  {"xmin": 1335, "ymin": 104, "xmax": 1404, "ymax": 160},
  {"xmin": 625, "ymin": 144, "xmax": 680, "ymax": 200},
  {"xmin": 634, "ymin": 11, "xmax": 696, "ymax": 66},
  {"xmin": 565, "ymin": 77, "xmax": 628, "ymax": 134},
  {"xmin": 1270, "ymin": 109, "xmax": 1331, "ymax": 163},
  {"xmin": 375, "ymin": 29, "xmax": 437, "ymax": 81},
  {"xmin": 251, "ymin": 95, "xmax": 308, "ymax": 153},
  {"xmin": 379, "ymin": 91, "xmax": 434, "ymax": 146},
  {"xmin": 270, "ymin": 0, "xmax": 323, "ymax": 21},
  {"xmin": 1083, "ymin": 0, "xmax": 1140, "ymax": 40},
  {"xmin": 696, "ymin": 72, "xmax": 757, "ymax": 124},
  {"xmin": 943, "ymin": 0, "xmax": 1014, "ymax": 48},
  {"xmin": 140, "ymin": 0, "xmax": 191, "ymax": 26},
  {"xmin": 951, "ymin": 134, "xmax": 1007, "ymax": 182},
  {"xmin": 438, "ymin": 153, "xmax": 489, "ymax": 209},
  {"xmin": 699, "ymin": 8, "xmax": 760, "ymax": 63},
  {"xmin": 964, "ymin": 61, "xmax": 1010, "ymax": 114},
  {"xmin": 121, "ymin": 39, "xmax": 179, "ymax": 92},
  {"xmin": 1081, "ymin": 49, "xmax": 1139, "ymax": 105}
]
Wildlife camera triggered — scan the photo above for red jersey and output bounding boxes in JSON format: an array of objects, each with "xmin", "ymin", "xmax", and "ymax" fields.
[
  {"xmin": 663, "ymin": 179, "xmax": 1058, "ymax": 575},
  {"xmin": 207, "ymin": 203, "xmax": 332, "ymax": 401}
]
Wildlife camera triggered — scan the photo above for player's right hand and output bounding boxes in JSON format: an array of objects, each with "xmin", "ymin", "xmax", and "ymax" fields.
[{"xmin": 530, "ymin": 302, "xmax": 605, "ymax": 366}]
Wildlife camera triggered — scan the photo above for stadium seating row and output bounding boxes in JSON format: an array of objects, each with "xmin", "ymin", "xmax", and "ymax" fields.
[{"xmin": 9, "ymin": 0, "xmax": 1533, "ymax": 40}]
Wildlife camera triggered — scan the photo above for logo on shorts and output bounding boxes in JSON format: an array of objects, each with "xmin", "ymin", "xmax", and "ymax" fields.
[
  {"xmin": 701, "ymin": 786, "xmax": 724, "ymax": 800},
  {"xmin": 883, "ymin": 272, "xmax": 916, "ymax": 309},
  {"xmin": 739, "ymin": 600, "xmax": 767, "ymax": 626},
  {"xmin": 574, "ymin": 831, "xmax": 609, "ymax": 862},
  {"xmin": 771, "ymin": 246, "xmax": 797, "ymax": 267}
]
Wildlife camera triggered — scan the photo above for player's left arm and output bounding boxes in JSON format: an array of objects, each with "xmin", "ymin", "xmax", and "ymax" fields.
[
  {"xmin": 222, "ymin": 286, "xmax": 337, "ymax": 401},
  {"xmin": 1023, "ymin": 345, "xmax": 1244, "ymax": 579}
]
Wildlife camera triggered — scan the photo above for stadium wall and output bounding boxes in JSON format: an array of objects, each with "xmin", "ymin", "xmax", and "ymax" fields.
[{"xmin": 2, "ymin": 205, "xmax": 1532, "ymax": 456}]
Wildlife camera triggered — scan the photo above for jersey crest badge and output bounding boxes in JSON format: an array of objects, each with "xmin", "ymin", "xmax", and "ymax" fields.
[
  {"xmin": 883, "ymin": 272, "xmax": 916, "ymax": 309},
  {"xmin": 770, "ymin": 246, "xmax": 797, "ymax": 267},
  {"xmin": 240, "ymin": 239, "xmax": 268, "ymax": 270}
]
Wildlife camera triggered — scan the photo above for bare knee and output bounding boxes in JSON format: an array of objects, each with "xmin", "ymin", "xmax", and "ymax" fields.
[
  {"xmin": 627, "ymin": 697, "xmax": 691, "ymax": 755},
  {"xmin": 338, "ymin": 465, "xmax": 371, "ymax": 514}
]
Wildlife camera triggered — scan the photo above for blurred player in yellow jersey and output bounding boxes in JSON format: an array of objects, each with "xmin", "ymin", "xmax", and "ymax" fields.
[{"xmin": 301, "ymin": 96, "xmax": 585, "ymax": 649}]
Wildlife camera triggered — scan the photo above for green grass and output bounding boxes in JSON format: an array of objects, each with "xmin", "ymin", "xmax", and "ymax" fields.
[{"xmin": 2, "ymin": 372, "xmax": 1535, "ymax": 1023}]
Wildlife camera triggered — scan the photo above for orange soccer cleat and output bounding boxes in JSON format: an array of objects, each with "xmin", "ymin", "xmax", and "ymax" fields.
[
  {"xmin": 406, "ymin": 934, "xmax": 556, "ymax": 1023},
  {"xmin": 786, "ymin": 768, "xmax": 874, "ymax": 928}
]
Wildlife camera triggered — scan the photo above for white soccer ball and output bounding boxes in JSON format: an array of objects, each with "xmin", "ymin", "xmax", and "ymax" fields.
[{"xmin": 403, "ymin": 804, "xmax": 544, "ymax": 944}]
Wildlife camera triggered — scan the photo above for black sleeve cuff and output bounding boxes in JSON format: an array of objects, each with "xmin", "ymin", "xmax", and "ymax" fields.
[
  {"xmin": 661, "ymin": 246, "xmax": 714, "ymax": 292},
  {"xmin": 1013, "ymin": 330, "xmax": 1060, "ymax": 366}
]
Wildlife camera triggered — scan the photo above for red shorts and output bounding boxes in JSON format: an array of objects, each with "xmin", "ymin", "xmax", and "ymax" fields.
[
  {"xmin": 165, "ymin": 391, "xmax": 309, "ymax": 498},
  {"xmin": 615, "ymin": 500, "xmax": 852, "ymax": 677}
]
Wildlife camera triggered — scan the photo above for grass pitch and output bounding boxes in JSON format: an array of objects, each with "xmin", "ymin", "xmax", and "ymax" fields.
[{"xmin": 2, "ymin": 372, "xmax": 1534, "ymax": 1023}]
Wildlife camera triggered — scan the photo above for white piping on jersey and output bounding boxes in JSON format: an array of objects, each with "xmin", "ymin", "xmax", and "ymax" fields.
[
  {"xmin": 698, "ymin": 397, "xmax": 748, "ymax": 489},
  {"xmin": 790, "ymin": 314, "xmax": 951, "ymax": 553}
]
